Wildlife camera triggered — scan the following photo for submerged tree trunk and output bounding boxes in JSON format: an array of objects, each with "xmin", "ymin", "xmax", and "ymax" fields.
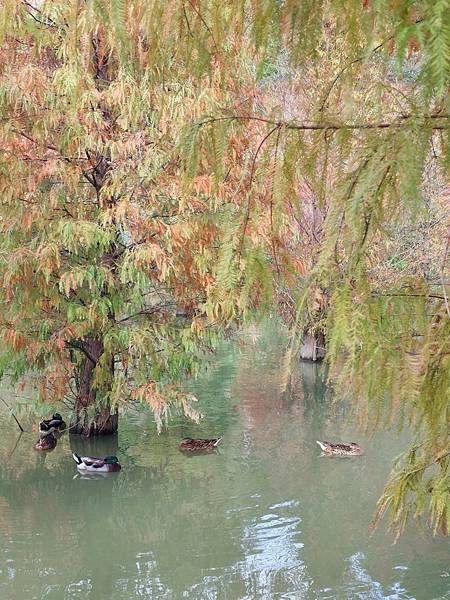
[
  {"xmin": 70, "ymin": 337, "xmax": 118, "ymax": 436},
  {"xmin": 70, "ymin": 405, "xmax": 118, "ymax": 436},
  {"xmin": 299, "ymin": 330, "xmax": 325, "ymax": 362}
]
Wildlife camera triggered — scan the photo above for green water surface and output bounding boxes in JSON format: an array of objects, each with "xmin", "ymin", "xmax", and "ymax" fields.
[{"xmin": 0, "ymin": 326, "xmax": 449, "ymax": 599}]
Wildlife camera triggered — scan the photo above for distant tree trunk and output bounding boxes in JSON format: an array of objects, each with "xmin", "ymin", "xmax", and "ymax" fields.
[
  {"xmin": 299, "ymin": 330, "xmax": 325, "ymax": 362},
  {"xmin": 70, "ymin": 336, "xmax": 118, "ymax": 436}
]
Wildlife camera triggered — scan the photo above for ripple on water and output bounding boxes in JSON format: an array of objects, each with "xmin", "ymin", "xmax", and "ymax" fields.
[{"xmin": 242, "ymin": 510, "xmax": 304, "ymax": 572}]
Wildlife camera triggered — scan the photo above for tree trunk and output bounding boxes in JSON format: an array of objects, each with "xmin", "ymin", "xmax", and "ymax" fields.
[
  {"xmin": 299, "ymin": 330, "xmax": 325, "ymax": 362},
  {"xmin": 68, "ymin": 33, "xmax": 116, "ymax": 437},
  {"xmin": 70, "ymin": 337, "xmax": 118, "ymax": 436}
]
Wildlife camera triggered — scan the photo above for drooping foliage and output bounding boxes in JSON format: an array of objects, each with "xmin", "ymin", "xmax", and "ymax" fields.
[
  {"xmin": 0, "ymin": 1, "xmax": 448, "ymax": 534},
  {"xmin": 0, "ymin": 0, "xmax": 255, "ymax": 430}
]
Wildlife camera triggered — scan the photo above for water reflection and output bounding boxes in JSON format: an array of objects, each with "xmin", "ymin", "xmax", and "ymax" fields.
[
  {"xmin": 0, "ymin": 323, "xmax": 449, "ymax": 599},
  {"xmin": 240, "ymin": 505, "xmax": 308, "ymax": 598}
]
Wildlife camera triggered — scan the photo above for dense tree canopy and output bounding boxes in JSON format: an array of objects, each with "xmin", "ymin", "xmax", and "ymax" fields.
[{"xmin": 0, "ymin": 1, "xmax": 448, "ymax": 535}]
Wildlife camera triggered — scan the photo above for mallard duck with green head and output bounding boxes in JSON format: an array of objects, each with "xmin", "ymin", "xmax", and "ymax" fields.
[
  {"xmin": 179, "ymin": 437, "xmax": 222, "ymax": 452},
  {"xmin": 316, "ymin": 440, "xmax": 363, "ymax": 456},
  {"xmin": 72, "ymin": 452, "xmax": 121, "ymax": 472}
]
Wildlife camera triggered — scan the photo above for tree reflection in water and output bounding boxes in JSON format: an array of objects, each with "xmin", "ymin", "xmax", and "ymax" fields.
[{"xmin": 0, "ymin": 325, "xmax": 449, "ymax": 599}]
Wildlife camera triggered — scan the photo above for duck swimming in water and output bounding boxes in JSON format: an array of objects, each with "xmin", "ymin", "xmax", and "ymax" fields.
[
  {"xmin": 34, "ymin": 413, "xmax": 66, "ymax": 450},
  {"xmin": 316, "ymin": 440, "xmax": 363, "ymax": 456},
  {"xmin": 179, "ymin": 437, "xmax": 222, "ymax": 452},
  {"xmin": 72, "ymin": 453, "xmax": 121, "ymax": 472}
]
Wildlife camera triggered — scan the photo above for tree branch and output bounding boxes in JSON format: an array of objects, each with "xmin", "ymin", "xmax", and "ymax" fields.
[
  {"xmin": 199, "ymin": 113, "xmax": 449, "ymax": 131},
  {"xmin": 66, "ymin": 341, "xmax": 98, "ymax": 364},
  {"xmin": 239, "ymin": 124, "xmax": 281, "ymax": 256},
  {"xmin": 0, "ymin": 397, "xmax": 25, "ymax": 432},
  {"xmin": 115, "ymin": 305, "xmax": 172, "ymax": 324}
]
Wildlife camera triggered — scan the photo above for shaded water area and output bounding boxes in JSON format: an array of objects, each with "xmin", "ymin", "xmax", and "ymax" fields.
[{"xmin": 0, "ymin": 324, "xmax": 449, "ymax": 599}]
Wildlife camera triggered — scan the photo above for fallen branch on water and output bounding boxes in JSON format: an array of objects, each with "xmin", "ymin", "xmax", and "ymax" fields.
[{"xmin": 0, "ymin": 397, "xmax": 25, "ymax": 432}]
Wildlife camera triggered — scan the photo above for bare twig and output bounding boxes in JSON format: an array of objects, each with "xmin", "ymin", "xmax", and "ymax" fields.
[
  {"xmin": 270, "ymin": 126, "xmax": 282, "ymax": 277},
  {"xmin": 115, "ymin": 305, "xmax": 172, "ymax": 324},
  {"xmin": 372, "ymin": 292, "xmax": 446, "ymax": 300},
  {"xmin": 239, "ymin": 124, "xmax": 281, "ymax": 255},
  {"xmin": 22, "ymin": 0, "xmax": 62, "ymax": 30},
  {"xmin": 198, "ymin": 113, "xmax": 450, "ymax": 132},
  {"xmin": 186, "ymin": 0, "xmax": 219, "ymax": 55},
  {"xmin": 440, "ymin": 227, "xmax": 450, "ymax": 318}
]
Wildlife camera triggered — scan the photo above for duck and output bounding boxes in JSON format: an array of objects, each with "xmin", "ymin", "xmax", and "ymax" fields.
[
  {"xmin": 72, "ymin": 452, "xmax": 121, "ymax": 472},
  {"xmin": 34, "ymin": 430, "xmax": 57, "ymax": 451},
  {"xmin": 39, "ymin": 413, "xmax": 66, "ymax": 434},
  {"xmin": 316, "ymin": 440, "xmax": 363, "ymax": 456},
  {"xmin": 179, "ymin": 437, "xmax": 222, "ymax": 452}
]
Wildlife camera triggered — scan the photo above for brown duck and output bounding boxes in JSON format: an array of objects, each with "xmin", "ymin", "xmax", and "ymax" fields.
[
  {"xmin": 316, "ymin": 440, "xmax": 363, "ymax": 456},
  {"xmin": 179, "ymin": 437, "xmax": 222, "ymax": 452},
  {"xmin": 34, "ymin": 412, "xmax": 66, "ymax": 451}
]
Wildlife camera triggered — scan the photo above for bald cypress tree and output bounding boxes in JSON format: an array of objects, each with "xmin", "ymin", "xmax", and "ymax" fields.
[{"xmin": 0, "ymin": 1, "xmax": 448, "ymax": 534}]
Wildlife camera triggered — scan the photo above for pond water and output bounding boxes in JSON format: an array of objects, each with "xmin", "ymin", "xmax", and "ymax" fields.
[{"xmin": 0, "ymin": 324, "xmax": 449, "ymax": 600}]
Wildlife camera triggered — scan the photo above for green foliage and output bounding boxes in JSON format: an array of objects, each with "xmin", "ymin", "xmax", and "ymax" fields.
[{"xmin": 0, "ymin": 0, "xmax": 448, "ymax": 533}]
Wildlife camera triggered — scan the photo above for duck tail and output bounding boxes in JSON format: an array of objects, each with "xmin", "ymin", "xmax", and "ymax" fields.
[
  {"xmin": 72, "ymin": 452, "xmax": 82, "ymax": 465},
  {"xmin": 214, "ymin": 437, "xmax": 222, "ymax": 447},
  {"xmin": 316, "ymin": 440, "xmax": 327, "ymax": 451}
]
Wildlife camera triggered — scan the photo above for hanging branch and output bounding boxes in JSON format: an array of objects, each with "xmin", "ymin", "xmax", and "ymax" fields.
[
  {"xmin": 239, "ymin": 124, "xmax": 281, "ymax": 256},
  {"xmin": 185, "ymin": 0, "xmax": 220, "ymax": 56},
  {"xmin": 270, "ymin": 126, "xmax": 282, "ymax": 278}
]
